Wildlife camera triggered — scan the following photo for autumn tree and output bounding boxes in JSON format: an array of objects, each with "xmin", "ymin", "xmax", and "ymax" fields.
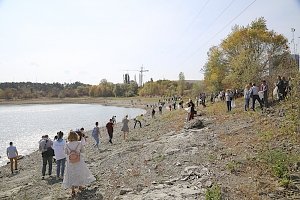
[
  {"xmin": 204, "ymin": 46, "xmax": 227, "ymax": 92},
  {"xmin": 204, "ymin": 17, "xmax": 290, "ymax": 90}
]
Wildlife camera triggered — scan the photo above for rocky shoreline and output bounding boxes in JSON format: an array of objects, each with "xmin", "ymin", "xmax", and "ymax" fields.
[{"xmin": 0, "ymin": 98, "xmax": 299, "ymax": 200}]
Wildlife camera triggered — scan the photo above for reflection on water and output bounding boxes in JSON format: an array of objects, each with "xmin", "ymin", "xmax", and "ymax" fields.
[{"xmin": 0, "ymin": 104, "xmax": 145, "ymax": 166}]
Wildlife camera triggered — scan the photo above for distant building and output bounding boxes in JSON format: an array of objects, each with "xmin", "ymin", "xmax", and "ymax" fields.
[{"xmin": 123, "ymin": 73, "xmax": 130, "ymax": 84}]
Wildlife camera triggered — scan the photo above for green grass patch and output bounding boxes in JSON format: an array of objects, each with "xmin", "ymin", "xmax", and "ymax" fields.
[
  {"xmin": 260, "ymin": 149, "xmax": 289, "ymax": 178},
  {"xmin": 257, "ymin": 130, "xmax": 274, "ymax": 142},
  {"xmin": 226, "ymin": 161, "xmax": 238, "ymax": 173},
  {"xmin": 258, "ymin": 148, "xmax": 300, "ymax": 187},
  {"xmin": 206, "ymin": 184, "xmax": 221, "ymax": 200}
]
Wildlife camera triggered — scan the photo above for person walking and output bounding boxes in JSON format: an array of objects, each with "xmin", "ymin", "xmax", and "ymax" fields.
[
  {"xmin": 39, "ymin": 135, "xmax": 54, "ymax": 179},
  {"xmin": 92, "ymin": 122, "xmax": 100, "ymax": 148},
  {"xmin": 134, "ymin": 114, "xmax": 143, "ymax": 128},
  {"xmin": 225, "ymin": 89, "xmax": 233, "ymax": 112},
  {"xmin": 151, "ymin": 108, "xmax": 156, "ymax": 118},
  {"xmin": 261, "ymin": 80, "xmax": 268, "ymax": 108},
  {"xmin": 52, "ymin": 131, "xmax": 66, "ymax": 179},
  {"xmin": 121, "ymin": 115, "xmax": 129, "ymax": 141},
  {"xmin": 250, "ymin": 83, "xmax": 263, "ymax": 111},
  {"xmin": 6, "ymin": 142, "xmax": 18, "ymax": 174},
  {"xmin": 106, "ymin": 119, "xmax": 114, "ymax": 144},
  {"xmin": 80, "ymin": 127, "xmax": 87, "ymax": 145},
  {"xmin": 63, "ymin": 131, "xmax": 95, "ymax": 197},
  {"xmin": 276, "ymin": 76, "xmax": 284, "ymax": 101},
  {"xmin": 244, "ymin": 84, "xmax": 251, "ymax": 111}
]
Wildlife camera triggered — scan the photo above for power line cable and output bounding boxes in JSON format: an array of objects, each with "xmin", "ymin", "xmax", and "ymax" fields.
[
  {"xmin": 176, "ymin": 0, "xmax": 236, "ymax": 57},
  {"xmin": 177, "ymin": 0, "xmax": 257, "ymax": 67},
  {"xmin": 176, "ymin": 0, "xmax": 211, "ymax": 40}
]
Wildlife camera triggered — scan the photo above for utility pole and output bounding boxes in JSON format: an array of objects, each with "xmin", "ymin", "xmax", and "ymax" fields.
[{"xmin": 291, "ymin": 28, "xmax": 296, "ymax": 55}]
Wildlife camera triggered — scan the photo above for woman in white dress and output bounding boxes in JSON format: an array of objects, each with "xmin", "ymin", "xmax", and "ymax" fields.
[{"xmin": 62, "ymin": 131, "xmax": 95, "ymax": 196}]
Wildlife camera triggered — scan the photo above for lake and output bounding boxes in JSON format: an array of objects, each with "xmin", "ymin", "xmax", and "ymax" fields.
[{"xmin": 0, "ymin": 103, "xmax": 146, "ymax": 166}]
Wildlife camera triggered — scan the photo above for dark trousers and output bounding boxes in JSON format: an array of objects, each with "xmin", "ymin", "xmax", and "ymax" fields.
[
  {"xmin": 134, "ymin": 120, "xmax": 141, "ymax": 128},
  {"xmin": 108, "ymin": 132, "xmax": 113, "ymax": 143},
  {"xmin": 56, "ymin": 158, "xmax": 66, "ymax": 177},
  {"xmin": 263, "ymin": 93, "xmax": 268, "ymax": 108},
  {"xmin": 42, "ymin": 156, "xmax": 53, "ymax": 176},
  {"xmin": 252, "ymin": 95, "xmax": 263, "ymax": 110},
  {"xmin": 226, "ymin": 101, "xmax": 231, "ymax": 111}
]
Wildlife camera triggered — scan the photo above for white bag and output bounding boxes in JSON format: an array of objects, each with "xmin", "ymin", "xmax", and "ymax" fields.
[
  {"xmin": 231, "ymin": 100, "xmax": 236, "ymax": 108},
  {"xmin": 273, "ymin": 86, "xmax": 279, "ymax": 100}
]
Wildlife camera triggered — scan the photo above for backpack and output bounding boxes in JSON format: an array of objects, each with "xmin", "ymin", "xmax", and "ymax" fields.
[
  {"xmin": 67, "ymin": 143, "xmax": 80, "ymax": 163},
  {"xmin": 42, "ymin": 140, "xmax": 55, "ymax": 157}
]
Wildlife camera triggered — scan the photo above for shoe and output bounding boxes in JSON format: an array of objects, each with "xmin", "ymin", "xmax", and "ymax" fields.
[{"xmin": 42, "ymin": 176, "xmax": 45, "ymax": 180}]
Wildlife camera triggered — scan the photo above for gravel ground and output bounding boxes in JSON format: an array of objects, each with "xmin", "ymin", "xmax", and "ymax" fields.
[{"xmin": 0, "ymin": 99, "xmax": 299, "ymax": 200}]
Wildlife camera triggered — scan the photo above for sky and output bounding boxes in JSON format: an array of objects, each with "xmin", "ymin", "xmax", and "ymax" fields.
[{"xmin": 0, "ymin": 0, "xmax": 299, "ymax": 85}]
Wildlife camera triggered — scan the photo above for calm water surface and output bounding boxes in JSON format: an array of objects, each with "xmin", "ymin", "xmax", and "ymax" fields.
[{"xmin": 0, "ymin": 104, "xmax": 145, "ymax": 166}]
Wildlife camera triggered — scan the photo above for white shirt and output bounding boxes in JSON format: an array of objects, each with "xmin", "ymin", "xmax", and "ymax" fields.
[
  {"xmin": 53, "ymin": 139, "xmax": 66, "ymax": 160},
  {"xmin": 7, "ymin": 146, "xmax": 18, "ymax": 159},
  {"xmin": 81, "ymin": 137, "xmax": 86, "ymax": 146}
]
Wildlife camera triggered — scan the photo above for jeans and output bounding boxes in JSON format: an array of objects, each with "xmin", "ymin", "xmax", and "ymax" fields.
[
  {"xmin": 42, "ymin": 156, "xmax": 53, "ymax": 176},
  {"xmin": 93, "ymin": 135, "xmax": 100, "ymax": 147},
  {"xmin": 56, "ymin": 158, "xmax": 66, "ymax": 177},
  {"xmin": 245, "ymin": 98, "xmax": 250, "ymax": 111}
]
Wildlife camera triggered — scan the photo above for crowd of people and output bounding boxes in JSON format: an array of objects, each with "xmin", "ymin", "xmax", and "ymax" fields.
[
  {"xmin": 5, "ymin": 81, "xmax": 293, "ymax": 196},
  {"xmin": 210, "ymin": 76, "xmax": 292, "ymax": 112},
  {"xmin": 38, "ymin": 130, "xmax": 95, "ymax": 196}
]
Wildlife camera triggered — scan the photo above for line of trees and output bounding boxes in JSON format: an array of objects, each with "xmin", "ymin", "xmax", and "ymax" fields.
[
  {"xmin": 0, "ymin": 82, "xmax": 90, "ymax": 100},
  {"xmin": 0, "ymin": 73, "xmax": 205, "ymax": 100}
]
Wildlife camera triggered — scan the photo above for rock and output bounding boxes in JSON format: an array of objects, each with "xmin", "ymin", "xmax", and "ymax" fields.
[
  {"xmin": 165, "ymin": 148, "xmax": 180, "ymax": 155},
  {"xmin": 165, "ymin": 180, "xmax": 174, "ymax": 185},
  {"xmin": 276, "ymin": 187, "xmax": 285, "ymax": 191},
  {"xmin": 184, "ymin": 166, "xmax": 201, "ymax": 174},
  {"xmin": 184, "ymin": 119, "xmax": 204, "ymax": 129},
  {"xmin": 204, "ymin": 180, "xmax": 213, "ymax": 188},
  {"xmin": 136, "ymin": 184, "xmax": 144, "ymax": 192},
  {"xmin": 120, "ymin": 188, "xmax": 133, "ymax": 195},
  {"xmin": 181, "ymin": 176, "xmax": 190, "ymax": 181},
  {"xmin": 174, "ymin": 161, "xmax": 182, "ymax": 166}
]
